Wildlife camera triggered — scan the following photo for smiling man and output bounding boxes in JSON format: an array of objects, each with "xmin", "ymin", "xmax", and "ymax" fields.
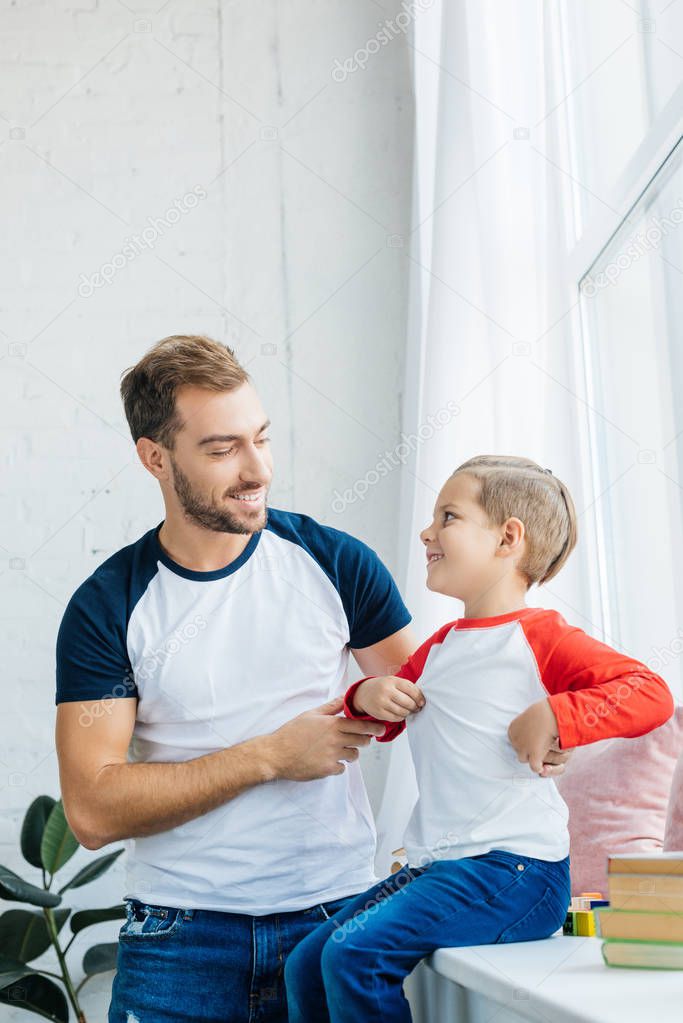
[{"xmin": 54, "ymin": 334, "xmax": 417, "ymax": 1023}]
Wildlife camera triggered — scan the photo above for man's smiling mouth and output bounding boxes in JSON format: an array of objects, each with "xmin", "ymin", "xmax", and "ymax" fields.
[{"xmin": 228, "ymin": 489, "xmax": 265, "ymax": 505}]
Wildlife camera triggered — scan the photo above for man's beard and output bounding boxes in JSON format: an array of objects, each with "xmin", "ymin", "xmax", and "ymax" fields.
[{"xmin": 170, "ymin": 456, "xmax": 267, "ymax": 535}]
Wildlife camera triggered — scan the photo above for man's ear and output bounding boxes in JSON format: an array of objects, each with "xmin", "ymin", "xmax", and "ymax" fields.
[
  {"xmin": 497, "ymin": 517, "xmax": 525, "ymax": 558},
  {"xmin": 136, "ymin": 437, "xmax": 170, "ymax": 481}
]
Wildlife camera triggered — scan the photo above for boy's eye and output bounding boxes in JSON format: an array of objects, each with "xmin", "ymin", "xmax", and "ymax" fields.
[{"xmin": 444, "ymin": 511, "xmax": 456, "ymax": 522}]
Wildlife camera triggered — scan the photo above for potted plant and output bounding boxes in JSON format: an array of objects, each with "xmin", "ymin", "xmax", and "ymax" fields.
[{"xmin": 0, "ymin": 794, "xmax": 126, "ymax": 1021}]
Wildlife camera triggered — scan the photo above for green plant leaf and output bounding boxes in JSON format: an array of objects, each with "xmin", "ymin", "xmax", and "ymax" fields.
[
  {"xmin": 0, "ymin": 972, "xmax": 69, "ymax": 1022},
  {"xmin": 40, "ymin": 801, "xmax": 79, "ymax": 876},
  {"xmin": 58, "ymin": 848, "xmax": 124, "ymax": 894},
  {"xmin": 20, "ymin": 797, "xmax": 56, "ymax": 871},
  {"xmin": 0, "ymin": 867, "xmax": 61, "ymax": 908},
  {"xmin": 0, "ymin": 953, "xmax": 36, "ymax": 986},
  {"xmin": 70, "ymin": 904, "xmax": 127, "ymax": 935},
  {"xmin": 0, "ymin": 909, "xmax": 69, "ymax": 962},
  {"xmin": 82, "ymin": 942, "xmax": 119, "ymax": 976}
]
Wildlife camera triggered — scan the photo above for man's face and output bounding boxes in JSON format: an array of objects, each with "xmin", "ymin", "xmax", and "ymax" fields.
[{"xmin": 164, "ymin": 382, "xmax": 273, "ymax": 534}]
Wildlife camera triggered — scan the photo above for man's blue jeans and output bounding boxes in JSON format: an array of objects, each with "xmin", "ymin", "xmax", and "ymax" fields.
[
  {"xmin": 107, "ymin": 893, "xmax": 353, "ymax": 1022},
  {"xmin": 285, "ymin": 849, "xmax": 571, "ymax": 1023}
]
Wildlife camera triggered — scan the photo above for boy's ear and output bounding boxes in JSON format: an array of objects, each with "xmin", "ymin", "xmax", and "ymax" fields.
[{"xmin": 498, "ymin": 517, "xmax": 525, "ymax": 556}]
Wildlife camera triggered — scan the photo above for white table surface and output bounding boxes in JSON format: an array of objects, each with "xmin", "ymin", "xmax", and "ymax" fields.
[{"xmin": 428, "ymin": 934, "xmax": 682, "ymax": 1023}]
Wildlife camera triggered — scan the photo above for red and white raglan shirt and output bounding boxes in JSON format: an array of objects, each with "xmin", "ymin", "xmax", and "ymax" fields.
[{"xmin": 345, "ymin": 607, "xmax": 674, "ymax": 865}]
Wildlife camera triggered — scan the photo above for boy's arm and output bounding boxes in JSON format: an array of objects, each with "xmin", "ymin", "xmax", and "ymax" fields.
[
  {"xmin": 521, "ymin": 611, "xmax": 675, "ymax": 749},
  {"xmin": 344, "ymin": 622, "xmax": 456, "ymax": 742}
]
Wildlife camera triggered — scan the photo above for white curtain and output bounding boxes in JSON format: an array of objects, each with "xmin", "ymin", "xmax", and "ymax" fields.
[{"xmin": 378, "ymin": 1, "xmax": 597, "ymax": 1017}]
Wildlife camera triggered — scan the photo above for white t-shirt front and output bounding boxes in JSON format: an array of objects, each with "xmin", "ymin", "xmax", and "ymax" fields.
[{"xmin": 56, "ymin": 508, "xmax": 411, "ymax": 914}]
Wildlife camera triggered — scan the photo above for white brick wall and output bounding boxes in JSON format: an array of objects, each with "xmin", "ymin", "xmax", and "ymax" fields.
[{"xmin": 1, "ymin": 2, "xmax": 414, "ymax": 1017}]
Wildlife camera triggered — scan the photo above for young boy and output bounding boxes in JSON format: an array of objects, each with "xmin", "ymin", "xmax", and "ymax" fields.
[{"xmin": 285, "ymin": 455, "xmax": 674, "ymax": 1023}]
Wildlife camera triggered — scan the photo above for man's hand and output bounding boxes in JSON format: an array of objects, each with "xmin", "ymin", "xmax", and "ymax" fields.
[
  {"xmin": 262, "ymin": 696, "xmax": 386, "ymax": 782},
  {"xmin": 508, "ymin": 699, "xmax": 574, "ymax": 777},
  {"xmin": 352, "ymin": 676, "xmax": 425, "ymax": 722}
]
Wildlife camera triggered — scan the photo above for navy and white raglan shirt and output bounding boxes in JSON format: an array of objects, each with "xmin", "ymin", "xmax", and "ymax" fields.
[{"xmin": 56, "ymin": 508, "xmax": 411, "ymax": 915}]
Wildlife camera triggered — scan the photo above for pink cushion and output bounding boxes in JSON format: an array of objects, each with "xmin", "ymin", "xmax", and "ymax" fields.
[
  {"xmin": 664, "ymin": 746, "xmax": 683, "ymax": 851},
  {"xmin": 556, "ymin": 706, "xmax": 683, "ymax": 896}
]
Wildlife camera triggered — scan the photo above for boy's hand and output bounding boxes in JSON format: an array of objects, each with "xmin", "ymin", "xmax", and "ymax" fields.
[
  {"xmin": 508, "ymin": 699, "xmax": 567, "ymax": 776},
  {"xmin": 353, "ymin": 676, "xmax": 426, "ymax": 722},
  {"xmin": 540, "ymin": 741, "xmax": 574, "ymax": 777}
]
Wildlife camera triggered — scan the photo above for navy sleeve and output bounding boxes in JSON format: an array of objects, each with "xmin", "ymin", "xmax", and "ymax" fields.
[
  {"xmin": 340, "ymin": 537, "xmax": 412, "ymax": 649},
  {"xmin": 56, "ymin": 575, "xmax": 138, "ymax": 705},
  {"xmin": 262, "ymin": 509, "xmax": 412, "ymax": 650}
]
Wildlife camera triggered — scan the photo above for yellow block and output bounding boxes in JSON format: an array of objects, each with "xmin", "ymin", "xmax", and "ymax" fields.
[{"xmin": 574, "ymin": 910, "xmax": 596, "ymax": 937}]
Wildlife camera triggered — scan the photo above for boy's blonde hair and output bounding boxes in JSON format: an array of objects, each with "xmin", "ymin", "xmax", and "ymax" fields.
[{"xmin": 453, "ymin": 455, "xmax": 577, "ymax": 587}]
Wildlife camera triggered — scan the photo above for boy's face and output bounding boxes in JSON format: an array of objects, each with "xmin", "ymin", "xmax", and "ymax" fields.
[{"xmin": 419, "ymin": 473, "xmax": 510, "ymax": 604}]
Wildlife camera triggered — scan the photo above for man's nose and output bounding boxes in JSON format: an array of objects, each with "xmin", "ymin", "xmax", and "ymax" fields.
[{"xmin": 241, "ymin": 444, "xmax": 272, "ymax": 482}]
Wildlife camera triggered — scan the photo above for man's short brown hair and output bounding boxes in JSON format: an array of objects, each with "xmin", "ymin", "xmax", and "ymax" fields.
[{"xmin": 120, "ymin": 334, "xmax": 250, "ymax": 448}]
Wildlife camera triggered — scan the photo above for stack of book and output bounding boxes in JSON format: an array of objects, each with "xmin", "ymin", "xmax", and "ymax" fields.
[{"xmin": 597, "ymin": 852, "xmax": 683, "ymax": 968}]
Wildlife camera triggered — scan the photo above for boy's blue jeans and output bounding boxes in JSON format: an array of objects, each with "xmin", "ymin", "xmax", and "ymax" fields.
[
  {"xmin": 107, "ymin": 892, "xmax": 353, "ymax": 1022},
  {"xmin": 285, "ymin": 849, "xmax": 571, "ymax": 1023}
]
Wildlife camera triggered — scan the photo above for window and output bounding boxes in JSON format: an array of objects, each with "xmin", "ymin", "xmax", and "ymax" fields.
[{"xmin": 564, "ymin": 0, "xmax": 683, "ymax": 697}]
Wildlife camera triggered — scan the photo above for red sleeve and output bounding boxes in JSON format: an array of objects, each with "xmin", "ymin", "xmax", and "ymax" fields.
[
  {"xmin": 520, "ymin": 610, "xmax": 675, "ymax": 749},
  {"xmin": 343, "ymin": 622, "xmax": 457, "ymax": 743}
]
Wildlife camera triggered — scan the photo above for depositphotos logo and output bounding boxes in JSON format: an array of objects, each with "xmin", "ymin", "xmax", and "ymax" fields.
[
  {"xmin": 331, "ymin": 400, "xmax": 460, "ymax": 513},
  {"xmin": 331, "ymin": 0, "xmax": 435, "ymax": 82},
  {"xmin": 77, "ymin": 186, "xmax": 207, "ymax": 297}
]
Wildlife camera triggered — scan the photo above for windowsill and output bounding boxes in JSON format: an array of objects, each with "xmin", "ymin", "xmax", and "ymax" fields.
[{"xmin": 427, "ymin": 934, "xmax": 682, "ymax": 1023}]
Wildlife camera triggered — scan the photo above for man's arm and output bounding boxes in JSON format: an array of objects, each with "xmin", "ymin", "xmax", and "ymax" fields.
[
  {"xmin": 56, "ymin": 695, "xmax": 385, "ymax": 850},
  {"xmin": 350, "ymin": 623, "xmax": 417, "ymax": 677}
]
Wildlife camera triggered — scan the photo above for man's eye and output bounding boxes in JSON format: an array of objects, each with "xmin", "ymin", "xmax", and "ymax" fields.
[
  {"xmin": 210, "ymin": 449, "xmax": 234, "ymax": 458},
  {"xmin": 257, "ymin": 437, "xmax": 271, "ymax": 445}
]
